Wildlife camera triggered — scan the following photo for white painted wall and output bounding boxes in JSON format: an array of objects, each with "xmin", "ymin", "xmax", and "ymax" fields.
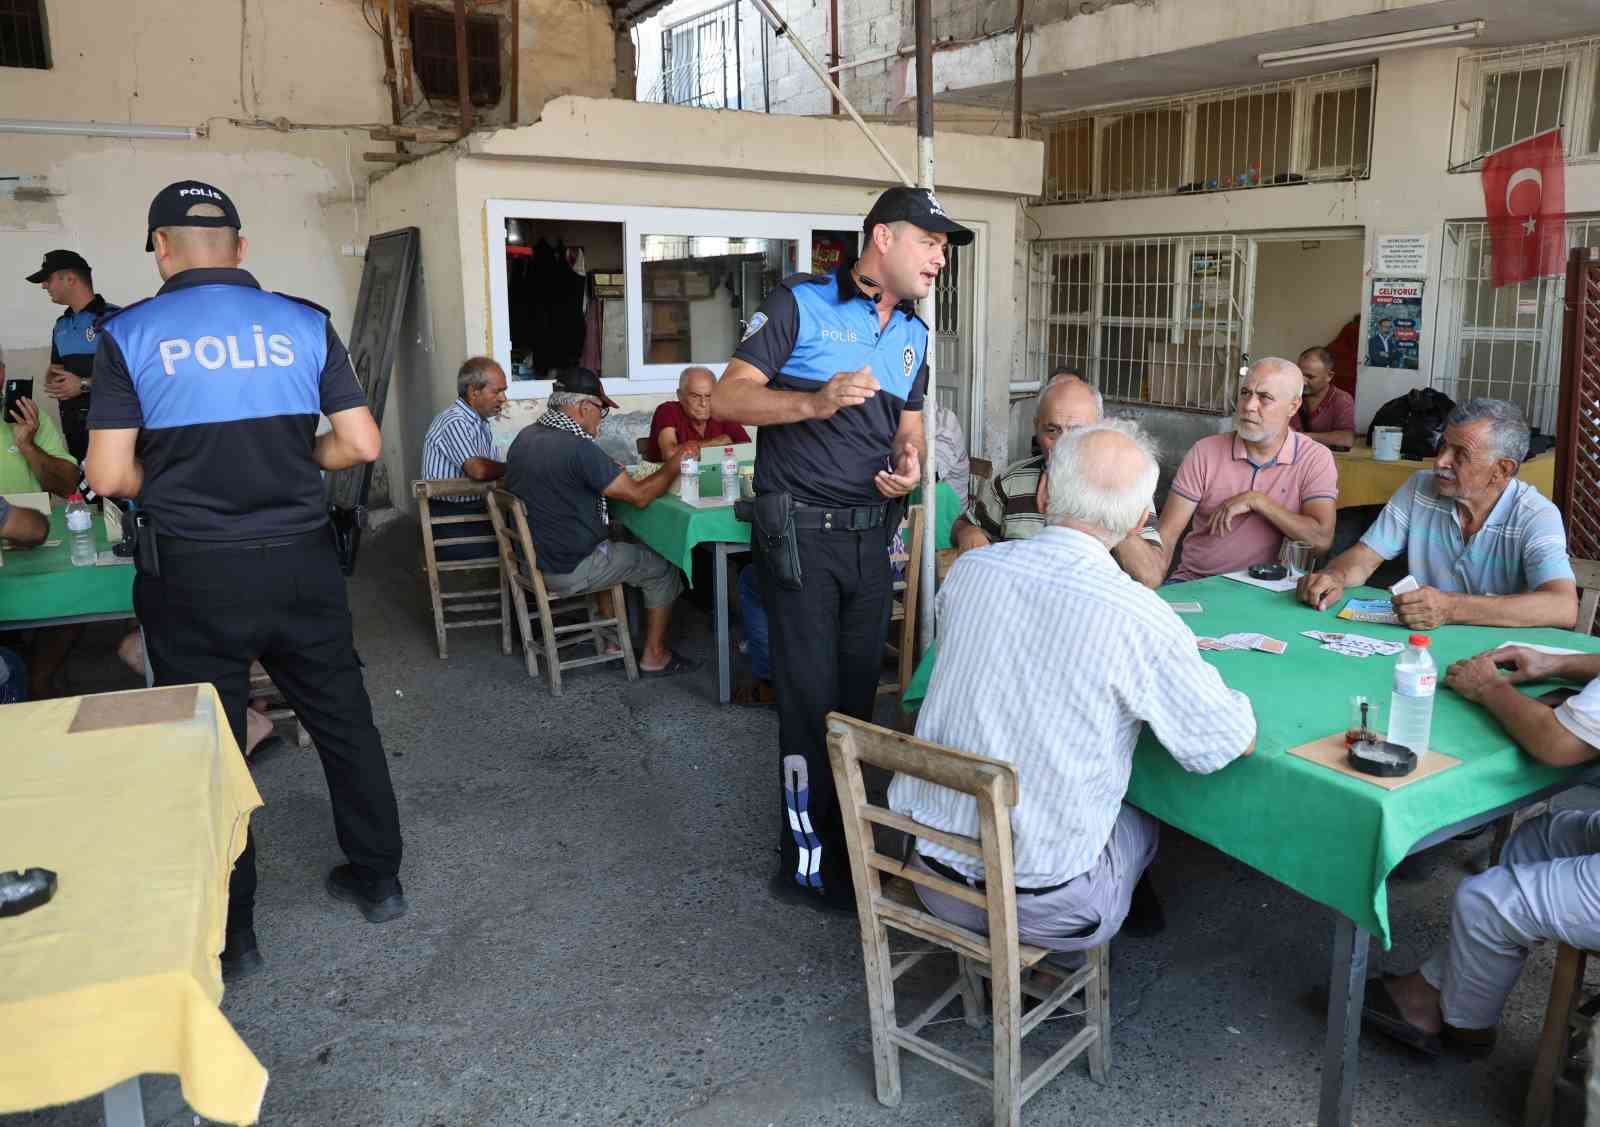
[{"xmin": 1250, "ymin": 238, "xmax": 1365, "ymax": 365}]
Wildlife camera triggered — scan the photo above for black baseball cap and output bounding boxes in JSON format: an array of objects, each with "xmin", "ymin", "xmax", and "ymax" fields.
[
  {"xmin": 863, "ymin": 186, "xmax": 974, "ymax": 246},
  {"xmin": 145, "ymin": 180, "xmax": 243, "ymax": 251},
  {"xmin": 26, "ymin": 249, "xmax": 91, "ymax": 284},
  {"xmin": 553, "ymin": 366, "xmax": 619, "ymax": 409}
]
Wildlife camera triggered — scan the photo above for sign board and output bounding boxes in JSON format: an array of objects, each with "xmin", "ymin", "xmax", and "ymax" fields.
[
  {"xmin": 1375, "ymin": 234, "xmax": 1430, "ymax": 277},
  {"xmin": 1367, "ymin": 278, "xmax": 1424, "ymax": 371}
]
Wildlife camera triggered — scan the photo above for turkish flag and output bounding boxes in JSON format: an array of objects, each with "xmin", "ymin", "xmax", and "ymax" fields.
[{"xmin": 1481, "ymin": 128, "xmax": 1567, "ymax": 288}]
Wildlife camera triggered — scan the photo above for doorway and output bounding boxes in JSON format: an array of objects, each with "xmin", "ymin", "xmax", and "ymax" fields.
[{"xmin": 1248, "ymin": 233, "xmax": 1365, "ymax": 393}]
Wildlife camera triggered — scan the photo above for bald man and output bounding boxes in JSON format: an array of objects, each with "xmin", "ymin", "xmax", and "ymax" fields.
[
  {"xmin": 1158, "ymin": 357, "xmax": 1338, "ymax": 583},
  {"xmin": 647, "ymin": 366, "xmax": 750, "ymax": 461},
  {"xmin": 954, "ymin": 378, "xmax": 1165, "ymax": 587},
  {"xmin": 893, "ymin": 420, "xmax": 1256, "ymax": 951}
]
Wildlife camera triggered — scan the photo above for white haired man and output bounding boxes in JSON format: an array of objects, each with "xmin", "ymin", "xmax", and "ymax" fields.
[
  {"xmin": 891, "ymin": 421, "xmax": 1257, "ymax": 952},
  {"xmin": 952, "ymin": 378, "xmax": 1165, "ymax": 587},
  {"xmin": 1298, "ymin": 398, "xmax": 1577, "ymax": 630},
  {"xmin": 647, "ymin": 366, "xmax": 750, "ymax": 461}
]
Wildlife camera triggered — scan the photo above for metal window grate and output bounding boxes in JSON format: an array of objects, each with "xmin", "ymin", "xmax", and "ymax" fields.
[
  {"xmin": 1435, "ymin": 216, "xmax": 1600, "ymax": 436},
  {"xmin": 1451, "ymin": 36, "xmax": 1600, "ymax": 171},
  {"xmin": 1026, "ymin": 235, "xmax": 1248, "ymax": 413},
  {"xmin": 1033, "ymin": 66, "xmax": 1372, "ymax": 205},
  {"xmin": 0, "ymin": 0, "xmax": 49, "ymax": 69},
  {"xmin": 644, "ymin": 0, "xmax": 769, "ymax": 112},
  {"xmin": 410, "ymin": 7, "xmax": 501, "ymax": 107}
]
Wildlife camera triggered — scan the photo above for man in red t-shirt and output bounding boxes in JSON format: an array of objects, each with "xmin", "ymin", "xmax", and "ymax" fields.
[
  {"xmin": 647, "ymin": 366, "xmax": 751, "ymax": 461},
  {"xmin": 1289, "ymin": 346, "xmax": 1356, "ymax": 449}
]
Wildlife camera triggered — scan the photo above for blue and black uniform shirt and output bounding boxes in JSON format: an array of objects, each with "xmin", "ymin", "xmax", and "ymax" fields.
[
  {"xmin": 732, "ymin": 265, "xmax": 929, "ymax": 509},
  {"xmin": 87, "ymin": 268, "xmax": 367, "ymax": 541},
  {"xmin": 51, "ymin": 293, "xmax": 120, "ymax": 381}
]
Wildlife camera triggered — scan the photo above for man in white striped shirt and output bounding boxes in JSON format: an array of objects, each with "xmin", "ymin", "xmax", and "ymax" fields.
[
  {"xmin": 420, "ymin": 357, "xmax": 507, "ymax": 558},
  {"xmin": 890, "ymin": 420, "xmax": 1257, "ymax": 952}
]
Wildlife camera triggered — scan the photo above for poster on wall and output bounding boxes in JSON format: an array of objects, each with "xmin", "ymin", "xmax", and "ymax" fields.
[
  {"xmin": 1367, "ymin": 278, "xmax": 1424, "ymax": 370},
  {"xmin": 1374, "ymin": 234, "xmax": 1430, "ymax": 276}
]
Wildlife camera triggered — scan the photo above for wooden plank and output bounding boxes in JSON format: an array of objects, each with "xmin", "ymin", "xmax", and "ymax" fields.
[
  {"xmin": 369, "ymin": 126, "xmax": 464, "ymax": 144},
  {"xmin": 861, "ymin": 806, "xmax": 983, "ymax": 858},
  {"xmin": 902, "ymin": 979, "xmax": 965, "ymax": 1035},
  {"xmin": 1019, "ymin": 1025, "xmax": 1098, "ymax": 1106},
  {"xmin": 887, "ymin": 1029, "xmax": 992, "ymax": 1089},
  {"xmin": 875, "ymin": 898, "xmax": 992, "ymax": 963},
  {"xmin": 364, "ymin": 151, "xmax": 420, "ymax": 163},
  {"xmin": 867, "ymin": 853, "xmax": 988, "ymax": 910}
]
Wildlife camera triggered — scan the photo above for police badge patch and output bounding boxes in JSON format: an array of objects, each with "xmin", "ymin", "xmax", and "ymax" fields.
[
  {"xmin": 84, "ymin": 326, "xmax": 96, "ymax": 343},
  {"xmin": 740, "ymin": 312, "xmax": 767, "ymax": 342},
  {"xmin": 902, "ymin": 346, "xmax": 915, "ymax": 381}
]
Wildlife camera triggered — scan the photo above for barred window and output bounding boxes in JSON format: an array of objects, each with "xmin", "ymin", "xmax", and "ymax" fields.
[
  {"xmin": 410, "ymin": 6, "xmax": 502, "ymax": 108},
  {"xmin": 0, "ymin": 0, "xmax": 49, "ymax": 70},
  {"xmin": 1451, "ymin": 36, "xmax": 1600, "ymax": 170}
]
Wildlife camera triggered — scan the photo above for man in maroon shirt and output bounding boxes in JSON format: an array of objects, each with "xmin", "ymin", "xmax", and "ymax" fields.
[
  {"xmin": 647, "ymin": 366, "xmax": 750, "ymax": 460},
  {"xmin": 1290, "ymin": 346, "xmax": 1356, "ymax": 448}
]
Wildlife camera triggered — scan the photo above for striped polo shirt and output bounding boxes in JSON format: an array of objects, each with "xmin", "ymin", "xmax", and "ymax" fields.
[
  {"xmin": 964, "ymin": 451, "xmax": 1161, "ymax": 546},
  {"xmin": 1359, "ymin": 471, "xmax": 1574, "ymax": 595}
]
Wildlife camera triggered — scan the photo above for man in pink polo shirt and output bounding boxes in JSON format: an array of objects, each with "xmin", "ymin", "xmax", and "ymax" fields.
[
  {"xmin": 1158, "ymin": 356, "xmax": 1338, "ymax": 582},
  {"xmin": 1289, "ymin": 346, "xmax": 1356, "ymax": 448}
]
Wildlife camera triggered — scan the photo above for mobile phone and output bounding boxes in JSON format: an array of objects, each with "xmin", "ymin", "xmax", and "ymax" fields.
[{"xmin": 2, "ymin": 378, "xmax": 33, "ymax": 421}]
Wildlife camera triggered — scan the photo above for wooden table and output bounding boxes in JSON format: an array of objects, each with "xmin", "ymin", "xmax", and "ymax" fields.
[{"xmin": 1332, "ymin": 444, "xmax": 1555, "ymax": 509}]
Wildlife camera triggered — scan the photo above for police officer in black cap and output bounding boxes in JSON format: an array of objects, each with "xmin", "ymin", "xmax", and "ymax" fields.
[
  {"xmin": 712, "ymin": 186, "xmax": 972, "ymax": 910},
  {"xmin": 26, "ymin": 248, "xmax": 120, "ymax": 463},
  {"xmin": 84, "ymin": 180, "xmax": 406, "ymax": 978}
]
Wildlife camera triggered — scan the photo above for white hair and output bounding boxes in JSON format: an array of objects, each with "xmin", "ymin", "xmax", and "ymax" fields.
[
  {"xmin": 678, "ymin": 366, "xmax": 714, "ymax": 390},
  {"xmin": 547, "ymin": 390, "xmax": 592, "ymax": 413},
  {"xmin": 1447, "ymin": 397, "xmax": 1531, "ymax": 466},
  {"xmin": 1043, "ymin": 419, "xmax": 1160, "ymax": 539}
]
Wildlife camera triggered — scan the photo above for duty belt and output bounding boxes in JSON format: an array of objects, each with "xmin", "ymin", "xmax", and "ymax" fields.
[
  {"xmin": 156, "ymin": 527, "xmax": 326, "ymax": 555},
  {"xmin": 790, "ymin": 502, "xmax": 888, "ymax": 532}
]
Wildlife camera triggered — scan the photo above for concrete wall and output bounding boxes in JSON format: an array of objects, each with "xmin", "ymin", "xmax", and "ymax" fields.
[{"xmin": 1250, "ymin": 237, "xmax": 1365, "ymax": 365}]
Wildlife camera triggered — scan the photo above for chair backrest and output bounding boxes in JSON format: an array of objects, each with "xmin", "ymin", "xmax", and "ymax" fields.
[
  {"xmin": 826, "ymin": 713, "xmax": 1024, "ymax": 975},
  {"xmin": 635, "ymin": 436, "xmax": 652, "ymax": 460},
  {"xmin": 487, "ymin": 489, "xmax": 550, "ymax": 600},
  {"xmin": 413, "ymin": 477, "xmax": 494, "ymax": 505},
  {"xmin": 1574, "ymin": 556, "xmax": 1600, "ymax": 635},
  {"xmin": 970, "ymin": 457, "xmax": 994, "ymax": 483}
]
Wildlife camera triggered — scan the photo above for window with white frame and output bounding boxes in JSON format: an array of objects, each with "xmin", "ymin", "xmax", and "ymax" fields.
[
  {"xmin": 1034, "ymin": 66, "xmax": 1373, "ymax": 205},
  {"xmin": 487, "ymin": 201, "xmax": 904, "ymax": 397},
  {"xmin": 1025, "ymin": 235, "xmax": 1249, "ymax": 413},
  {"xmin": 1450, "ymin": 36, "xmax": 1600, "ymax": 170},
  {"xmin": 1434, "ymin": 215, "xmax": 1600, "ymax": 436}
]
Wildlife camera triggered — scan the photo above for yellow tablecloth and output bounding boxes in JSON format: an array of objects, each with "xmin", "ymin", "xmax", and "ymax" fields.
[
  {"xmin": 1333, "ymin": 444, "xmax": 1556, "ymax": 509},
  {"xmin": 0, "ymin": 684, "xmax": 267, "ymax": 1124}
]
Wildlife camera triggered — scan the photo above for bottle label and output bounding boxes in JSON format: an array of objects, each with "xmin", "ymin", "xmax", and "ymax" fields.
[
  {"xmin": 66, "ymin": 511, "xmax": 93, "ymax": 532},
  {"xmin": 1394, "ymin": 668, "xmax": 1436, "ymax": 697}
]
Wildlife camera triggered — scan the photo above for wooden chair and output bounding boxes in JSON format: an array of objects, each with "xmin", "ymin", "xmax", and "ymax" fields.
[
  {"xmin": 247, "ymin": 664, "xmax": 310, "ymax": 750},
  {"xmin": 487, "ymin": 488, "xmax": 638, "ymax": 694},
  {"xmin": 970, "ymin": 457, "xmax": 994, "ymax": 482},
  {"xmin": 877, "ymin": 505, "xmax": 925, "ymax": 715},
  {"xmin": 826, "ymin": 714, "xmax": 1111, "ymax": 1127},
  {"xmin": 1523, "ymin": 943, "xmax": 1599, "ymax": 1127},
  {"xmin": 413, "ymin": 478, "xmax": 508, "ymax": 659},
  {"xmin": 635, "ymin": 436, "xmax": 653, "ymax": 460}
]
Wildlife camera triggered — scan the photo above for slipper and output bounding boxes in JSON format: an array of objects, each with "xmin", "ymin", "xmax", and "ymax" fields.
[
  {"xmin": 639, "ymin": 650, "xmax": 699, "ymax": 678},
  {"xmin": 1360, "ymin": 978, "xmax": 1442, "ymax": 1056}
]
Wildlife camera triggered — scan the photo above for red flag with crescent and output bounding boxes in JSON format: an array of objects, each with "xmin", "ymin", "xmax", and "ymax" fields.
[{"xmin": 1481, "ymin": 128, "xmax": 1567, "ymax": 288}]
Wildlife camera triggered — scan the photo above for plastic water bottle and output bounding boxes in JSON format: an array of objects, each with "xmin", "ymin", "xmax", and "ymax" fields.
[
  {"xmin": 721, "ymin": 446, "xmax": 739, "ymax": 501},
  {"xmin": 66, "ymin": 494, "xmax": 96, "ymax": 566},
  {"xmin": 680, "ymin": 449, "xmax": 699, "ymax": 503},
  {"xmin": 1387, "ymin": 634, "xmax": 1437, "ymax": 756}
]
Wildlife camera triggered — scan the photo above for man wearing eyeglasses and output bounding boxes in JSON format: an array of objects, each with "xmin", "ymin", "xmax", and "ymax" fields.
[
  {"xmin": 503, "ymin": 367, "xmax": 698, "ymax": 676},
  {"xmin": 1157, "ymin": 356, "xmax": 1338, "ymax": 582}
]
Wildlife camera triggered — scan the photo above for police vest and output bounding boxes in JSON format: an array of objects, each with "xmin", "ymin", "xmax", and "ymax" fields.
[{"xmin": 53, "ymin": 296, "xmax": 119, "ymax": 381}]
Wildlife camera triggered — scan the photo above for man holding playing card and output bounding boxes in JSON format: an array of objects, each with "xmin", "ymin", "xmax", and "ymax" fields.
[{"xmin": 1297, "ymin": 398, "xmax": 1577, "ymax": 630}]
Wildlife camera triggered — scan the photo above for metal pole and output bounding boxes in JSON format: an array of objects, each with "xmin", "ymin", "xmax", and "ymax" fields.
[
  {"xmin": 745, "ymin": 0, "xmax": 913, "ymax": 186},
  {"xmin": 829, "ymin": 0, "xmax": 841, "ymax": 116},
  {"xmin": 452, "ymin": 0, "xmax": 473, "ymax": 132},
  {"xmin": 915, "ymin": 0, "xmax": 937, "ymax": 656},
  {"xmin": 1012, "ymin": 0, "xmax": 1026, "ymax": 139}
]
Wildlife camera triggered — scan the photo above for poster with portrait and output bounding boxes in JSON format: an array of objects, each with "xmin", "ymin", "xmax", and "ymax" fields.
[{"xmin": 1366, "ymin": 278, "xmax": 1423, "ymax": 370}]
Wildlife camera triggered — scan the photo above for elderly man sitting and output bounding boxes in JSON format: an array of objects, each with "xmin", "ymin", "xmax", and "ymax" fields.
[
  {"xmin": 504, "ymin": 367, "xmax": 698, "ymax": 677},
  {"xmin": 1297, "ymin": 398, "xmax": 1577, "ymax": 629},
  {"xmin": 420, "ymin": 356, "xmax": 508, "ymax": 561},
  {"xmin": 647, "ymin": 366, "xmax": 750, "ymax": 461},
  {"xmin": 890, "ymin": 421, "xmax": 1256, "ymax": 952},
  {"xmin": 1158, "ymin": 357, "xmax": 1338, "ymax": 582},
  {"xmin": 952, "ymin": 378, "xmax": 1165, "ymax": 587},
  {"xmin": 1361, "ymin": 644, "xmax": 1600, "ymax": 1056}
]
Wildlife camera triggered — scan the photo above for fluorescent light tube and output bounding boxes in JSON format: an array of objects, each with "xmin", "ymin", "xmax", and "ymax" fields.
[
  {"xmin": 0, "ymin": 118, "xmax": 201, "ymax": 140},
  {"xmin": 1258, "ymin": 20, "xmax": 1485, "ymax": 68}
]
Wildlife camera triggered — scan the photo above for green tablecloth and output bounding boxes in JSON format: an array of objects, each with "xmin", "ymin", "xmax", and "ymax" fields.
[
  {"xmin": 0, "ymin": 503, "xmax": 133, "ymax": 625},
  {"xmin": 901, "ymin": 574, "xmax": 1600, "ymax": 947}
]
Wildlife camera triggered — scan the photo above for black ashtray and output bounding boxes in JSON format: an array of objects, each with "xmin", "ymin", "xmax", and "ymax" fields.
[
  {"xmin": 0, "ymin": 868, "xmax": 57, "ymax": 918},
  {"xmin": 1248, "ymin": 563, "xmax": 1288, "ymax": 581},
  {"xmin": 1348, "ymin": 738, "xmax": 1417, "ymax": 777}
]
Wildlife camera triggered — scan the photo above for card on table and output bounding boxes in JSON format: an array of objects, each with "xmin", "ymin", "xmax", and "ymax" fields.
[
  {"xmin": 1389, "ymin": 575, "xmax": 1420, "ymax": 596},
  {"xmin": 1169, "ymin": 602, "xmax": 1203, "ymax": 614},
  {"xmin": 1337, "ymin": 598, "xmax": 1401, "ymax": 625}
]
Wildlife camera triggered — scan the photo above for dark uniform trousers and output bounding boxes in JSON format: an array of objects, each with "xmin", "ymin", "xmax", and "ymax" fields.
[
  {"xmin": 134, "ymin": 525, "xmax": 402, "ymax": 933},
  {"xmin": 760, "ymin": 520, "xmax": 894, "ymax": 903},
  {"xmin": 58, "ymin": 396, "xmax": 91, "ymax": 464}
]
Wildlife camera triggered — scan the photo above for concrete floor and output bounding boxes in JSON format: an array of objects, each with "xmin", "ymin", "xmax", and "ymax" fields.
[{"xmin": 8, "ymin": 516, "xmax": 1596, "ymax": 1127}]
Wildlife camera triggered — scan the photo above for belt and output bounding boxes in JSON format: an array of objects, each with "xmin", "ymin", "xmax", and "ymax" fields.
[
  {"xmin": 156, "ymin": 527, "xmax": 326, "ymax": 555},
  {"xmin": 921, "ymin": 852, "xmax": 1073, "ymax": 897},
  {"xmin": 790, "ymin": 502, "xmax": 888, "ymax": 532}
]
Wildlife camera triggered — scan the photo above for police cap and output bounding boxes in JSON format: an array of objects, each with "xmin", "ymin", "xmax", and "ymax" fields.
[
  {"xmin": 145, "ymin": 180, "xmax": 243, "ymax": 252},
  {"xmin": 862, "ymin": 187, "xmax": 974, "ymax": 246},
  {"xmin": 26, "ymin": 249, "xmax": 91, "ymax": 284}
]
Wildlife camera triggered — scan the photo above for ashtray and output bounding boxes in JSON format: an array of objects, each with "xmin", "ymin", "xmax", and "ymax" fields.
[
  {"xmin": 0, "ymin": 867, "xmax": 57, "ymax": 918},
  {"xmin": 1248, "ymin": 563, "xmax": 1288, "ymax": 581},
  {"xmin": 1347, "ymin": 738, "xmax": 1417, "ymax": 777}
]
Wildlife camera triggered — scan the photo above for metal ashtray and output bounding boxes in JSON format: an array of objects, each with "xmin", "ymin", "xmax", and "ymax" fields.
[
  {"xmin": 1248, "ymin": 563, "xmax": 1288, "ymax": 581},
  {"xmin": 1347, "ymin": 738, "xmax": 1418, "ymax": 778},
  {"xmin": 0, "ymin": 867, "xmax": 57, "ymax": 918}
]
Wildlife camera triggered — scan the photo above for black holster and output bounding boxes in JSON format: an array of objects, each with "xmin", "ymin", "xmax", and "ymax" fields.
[
  {"xmin": 735, "ymin": 491, "xmax": 802, "ymax": 590},
  {"xmin": 133, "ymin": 513, "xmax": 160, "ymax": 578}
]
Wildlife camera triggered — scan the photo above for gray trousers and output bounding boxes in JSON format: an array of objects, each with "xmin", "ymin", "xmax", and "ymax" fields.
[
  {"xmin": 1421, "ymin": 810, "xmax": 1600, "ymax": 1030},
  {"xmin": 910, "ymin": 803, "xmax": 1159, "ymax": 953},
  {"xmin": 543, "ymin": 541, "xmax": 684, "ymax": 609}
]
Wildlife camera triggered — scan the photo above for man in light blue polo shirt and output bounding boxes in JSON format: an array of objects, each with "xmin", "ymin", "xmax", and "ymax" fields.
[{"xmin": 1298, "ymin": 398, "xmax": 1577, "ymax": 630}]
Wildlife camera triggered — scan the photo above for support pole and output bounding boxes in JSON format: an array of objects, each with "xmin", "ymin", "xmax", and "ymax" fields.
[
  {"xmin": 1012, "ymin": 0, "xmax": 1026, "ymax": 139},
  {"xmin": 452, "ymin": 0, "xmax": 474, "ymax": 133},
  {"xmin": 915, "ymin": 0, "xmax": 937, "ymax": 657}
]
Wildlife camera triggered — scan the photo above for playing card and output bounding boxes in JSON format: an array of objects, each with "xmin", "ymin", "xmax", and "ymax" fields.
[
  {"xmin": 1219, "ymin": 633, "xmax": 1264, "ymax": 650},
  {"xmin": 1254, "ymin": 637, "xmax": 1287, "ymax": 655},
  {"xmin": 1169, "ymin": 602, "xmax": 1203, "ymax": 614},
  {"xmin": 1389, "ymin": 575, "xmax": 1420, "ymax": 596}
]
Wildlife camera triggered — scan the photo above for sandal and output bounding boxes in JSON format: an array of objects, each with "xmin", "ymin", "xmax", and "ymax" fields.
[
  {"xmin": 1360, "ymin": 978, "xmax": 1442, "ymax": 1056},
  {"xmin": 734, "ymin": 679, "xmax": 777, "ymax": 707},
  {"xmin": 639, "ymin": 650, "xmax": 699, "ymax": 678}
]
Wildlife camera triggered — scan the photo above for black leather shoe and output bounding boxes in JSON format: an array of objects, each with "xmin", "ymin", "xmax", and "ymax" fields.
[
  {"xmin": 1122, "ymin": 873, "xmax": 1166, "ymax": 938},
  {"xmin": 221, "ymin": 928, "xmax": 263, "ymax": 982},
  {"xmin": 325, "ymin": 864, "xmax": 408, "ymax": 923}
]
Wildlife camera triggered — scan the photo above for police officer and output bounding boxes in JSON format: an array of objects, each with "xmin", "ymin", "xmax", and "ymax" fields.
[
  {"xmin": 26, "ymin": 249, "xmax": 119, "ymax": 464},
  {"xmin": 84, "ymin": 181, "xmax": 406, "ymax": 979},
  {"xmin": 712, "ymin": 186, "xmax": 972, "ymax": 910}
]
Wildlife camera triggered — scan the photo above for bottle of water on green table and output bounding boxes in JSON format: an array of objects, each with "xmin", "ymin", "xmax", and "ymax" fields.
[
  {"xmin": 66, "ymin": 493, "xmax": 96, "ymax": 567},
  {"xmin": 1387, "ymin": 634, "xmax": 1437, "ymax": 755},
  {"xmin": 680, "ymin": 448, "xmax": 699, "ymax": 503}
]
